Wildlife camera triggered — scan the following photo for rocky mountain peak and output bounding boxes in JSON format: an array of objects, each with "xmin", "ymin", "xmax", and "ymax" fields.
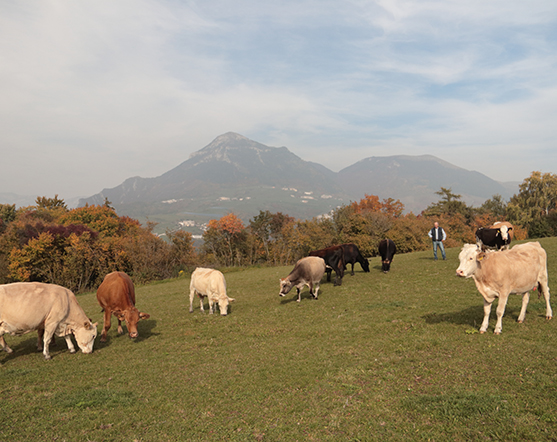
[{"xmin": 189, "ymin": 132, "xmax": 273, "ymax": 165}]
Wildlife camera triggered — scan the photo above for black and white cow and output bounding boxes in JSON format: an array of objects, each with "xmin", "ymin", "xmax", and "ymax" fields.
[{"xmin": 475, "ymin": 222, "xmax": 513, "ymax": 250}]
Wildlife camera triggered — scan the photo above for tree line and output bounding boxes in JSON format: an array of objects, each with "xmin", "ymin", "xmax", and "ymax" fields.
[{"xmin": 0, "ymin": 171, "xmax": 555, "ymax": 291}]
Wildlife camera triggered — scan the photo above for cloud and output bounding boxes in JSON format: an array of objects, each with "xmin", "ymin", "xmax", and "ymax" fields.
[{"xmin": 0, "ymin": 0, "xmax": 556, "ymax": 199}]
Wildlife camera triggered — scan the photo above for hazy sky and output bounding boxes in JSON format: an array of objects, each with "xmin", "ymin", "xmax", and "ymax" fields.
[{"xmin": 1, "ymin": 0, "xmax": 556, "ymax": 201}]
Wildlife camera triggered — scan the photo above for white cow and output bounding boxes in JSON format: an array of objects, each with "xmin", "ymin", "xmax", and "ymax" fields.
[
  {"xmin": 189, "ymin": 268, "xmax": 235, "ymax": 316},
  {"xmin": 0, "ymin": 282, "xmax": 98, "ymax": 360},
  {"xmin": 279, "ymin": 256, "xmax": 326, "ymax": 302},
  {"xmin": 456, "ymin": 242, "xmax": 552, "ymax": 334}
]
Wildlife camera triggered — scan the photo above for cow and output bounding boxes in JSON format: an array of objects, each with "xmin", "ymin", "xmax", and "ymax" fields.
[
  {"xmin": 309, "ymin": 245, "xmax": 344, "ymax": 286},
  {"xmin": 475, "ymin": 221, "xmax": 513, "ymax": 250},
  {"xmin": 456, "ymin": 242, "xmax": 552, "ymax": 334},
  {"xmin": 0, "ymin": 282, "xmax": 97, "ymax": 360},
  {"xmin": 96, "ymin": 272, "xmax": 150, "ymax": 342},
  {"xmin": 279, "ymin": 256, "xmax": 326, "ymax": 302},
  {"xmin": 378, "ymin": 239, "xmax": 397, "ymax": 273},
  {"xmin": 189, "ymin": 268, "xmax": 235, "ymax": 316},
  {"xmin": 340, "ymin": 243, "xmax": 370, "ymax": 275}
]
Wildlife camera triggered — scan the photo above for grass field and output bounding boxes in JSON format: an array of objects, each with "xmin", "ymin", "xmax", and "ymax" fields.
[{"xmin": 2, "ymin": 238, "xmax": 557, "ymax": 441}]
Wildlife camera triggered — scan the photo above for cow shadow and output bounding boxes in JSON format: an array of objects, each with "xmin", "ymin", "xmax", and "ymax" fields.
[
  {"xmin": 422, "ymin": 305, "xmax": 527, "ymax": 327},
  {"xmin": 0, "ymin": 334, "xmax": 85, "ymax": 362},
  {"xmin": 0, "ymin": 336, "xmax": 40, "ymax": 362},
  {"xmin": 423, "ymin": 306, "xmax": 484, "ymax": 327},
  {"xmin": 279, "ymin": 291, "xmax": 322, "ymax": 304},
  {"xmin": 95, "ymin": 318, "xmax": 159, "ymax": 347}
]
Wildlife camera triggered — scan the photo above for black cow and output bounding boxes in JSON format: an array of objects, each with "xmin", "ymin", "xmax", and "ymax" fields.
[
  {"xmin": 309, "ymin": 245, "xmax": 345, "ymax": 286},
  {"xmin": 340, "ymin": 243, "xmax": 370, "ymax": 275},
  {"xmin": 475, "ymin": 222, "xmax": 513, "ymax": 250},
  {"xmin": 378, "ymin": 239, "xmax": 396, "ymax": 273}
]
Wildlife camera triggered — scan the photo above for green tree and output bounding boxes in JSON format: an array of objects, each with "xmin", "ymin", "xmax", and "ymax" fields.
[
  {"xmin": 480, "ymin": 194, "xmax": 507, "ymax": 218},
  {"xmin": 424, "ymin": 187, "xmax": 473, "ymax": 219},
  {"xmin": 507, "ymin": 172, "xmax": 557, "ymax": 236},
  {"xmin": 249, "ymin": 210, "xmax": 295, "ymax": 265}
]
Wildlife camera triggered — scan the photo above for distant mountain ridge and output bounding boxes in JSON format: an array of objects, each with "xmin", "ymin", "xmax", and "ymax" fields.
[
  {"xmin": 8, "ymin": 132, "xmax": 518, "ymax": 234},
  {"xmin": 337, "ymin": 155, "xmax": 515, "ymax": 212}
]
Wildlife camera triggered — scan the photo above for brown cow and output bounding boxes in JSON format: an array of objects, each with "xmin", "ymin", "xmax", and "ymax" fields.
[{"xmin": 96, "ymin": 272, "xmax": 150, "ymax": 342}]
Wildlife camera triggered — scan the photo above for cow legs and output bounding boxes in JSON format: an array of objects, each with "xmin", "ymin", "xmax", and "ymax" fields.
[
  {"xmin": 0, "ymin": 335, "xmax": 13, "ymax": 354},
  {"xmin": 296, "ymin": 287, "xmax": 302, "ymax": 302},
  {"xmin": 312, "ymin": 283, "xmax": 320, "ymax": 300},
  {"xmin": 208, "ymin": 297, "xmax": 215, "ymax": 314},
  {"xmin": 100, "ymin": 308, "xmax": 112, "ymax": 342},
  {"xmin": 64, "ymin": 335, "xmax": 76, "ymax": 354},
  {"xmin": 41, "ymin": 325, "xmax": 57, "ymax": 360},
  {"xmin": 480, "ymin": 299, "xmax": 492, "ymax": 334},
  {"xmin": 494, "ymin": 295, "xmax": 510, "ymax": 334},
  {"xmin": 189, "ymin": 288, "xmax": 196, "ymax": 313},
  {"xmin": 538, "ymin": 277, "xmax": 553, "ymax": 320},
  {"xmin": 517, "ymin": 292, "xmax": 530, "ymax": 324}
]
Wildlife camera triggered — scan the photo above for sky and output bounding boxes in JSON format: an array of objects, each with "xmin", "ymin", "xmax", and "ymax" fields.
[{"xmin": 1, "ymin": 0, "xmax": 556, "ymax": 202}]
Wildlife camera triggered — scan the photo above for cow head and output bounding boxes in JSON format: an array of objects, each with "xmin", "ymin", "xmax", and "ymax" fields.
[
  {"xmin": 218, "ymin": 296, "xmax": 235, "ymax": 316},
  {"xmin": 362, "ymin": 259, "xmax": 370, "ymax": 273},
  {"xmin": 381, "ymin": 260, "xmax": 392, "ymax": 273},
  {"xmin": 456, "ymin": 244, "xmax": 484, "ymax": 278},
  {"xmin": 279, "ymin": 278, "xmax": 293, "ymax": 296},
  {"xmin": 118, "ymin": 308, "xmax": 150, "ymax": 339},
  {"xmin": 73, "ymin": 321, "xmax": 98, "ymax": 354}
]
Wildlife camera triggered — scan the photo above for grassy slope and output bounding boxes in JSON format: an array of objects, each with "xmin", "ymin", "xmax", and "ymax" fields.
[{"xmin": 2, "ymin": 238, "xmax": 557, "ymax": 441}]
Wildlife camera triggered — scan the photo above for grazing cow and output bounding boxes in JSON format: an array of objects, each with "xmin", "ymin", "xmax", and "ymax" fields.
[
  {"xmin": 309, "ymin": 245, "xmax": 344, "ymax": 285},
  {"xmin": 340, "ymin": 243, "xmax": 370, "ymax": 275},
  {"xmin": 456, "ymin": 242, "xmax": 552, "ymax": 334},
  {"xmin": 97, "ymin": 272, "xmax": 150, "ymax": 342},
  {"xmin": 189, "ymin": 268, "xmax": 235, "ymax": 316},
  {"xmin": 279, "ymin": 256, "xmax": 326, "ymax": 302},
  {"xmin": 378, "ymin": 239, "xmax": 397, "ymax": 273},
  {"xmin": 0, "ymin": 282, "xmax": 97, "ymax": 360},
  {"xmin": 475, "ymin": 221, "xmax": 513, "ymax": 250}
]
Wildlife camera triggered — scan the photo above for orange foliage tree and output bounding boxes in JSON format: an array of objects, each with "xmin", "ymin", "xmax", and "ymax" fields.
[
  {"xmin": 202, "ymin": 213, "xmax": 247, "ymax": 267},
  {"xmin": 0, "ymin": 200, "xmax": 196, "ymax": 290}
]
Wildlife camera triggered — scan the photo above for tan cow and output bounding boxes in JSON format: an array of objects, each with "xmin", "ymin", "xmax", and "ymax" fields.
[
  {"xmin": 456, "ymin": 242, "xmax": 552, "ymax": 334},
  {"xmin": 189, "ymin": 268, "xmax": 235, "ymax": 315},
  {"xmin": 279, "ymin": 256, "xmax": 326, "ymax": 302},
  {"xmin": 0, "ymin": 282, "xmax": 97, "ymax": 360},
  {"xmin": 97, "ymin": 271, "xmax": 150, "ymax": 342}
]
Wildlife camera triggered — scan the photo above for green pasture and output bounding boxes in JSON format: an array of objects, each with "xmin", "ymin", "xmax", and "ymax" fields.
[{"xmin": 2, "ymin": 238, "xmax": 557, "ymax": 441}]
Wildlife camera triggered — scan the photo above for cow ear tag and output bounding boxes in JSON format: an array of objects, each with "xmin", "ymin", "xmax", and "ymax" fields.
[{"xmin": 477, "ymin": 254, "xmax": 485, "ymax": 261}]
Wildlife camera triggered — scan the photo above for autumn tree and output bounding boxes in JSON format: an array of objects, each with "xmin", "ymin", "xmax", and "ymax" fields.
[{"xmin": 202, "ymin": 213, "xmax": 247, "ymax": 266}]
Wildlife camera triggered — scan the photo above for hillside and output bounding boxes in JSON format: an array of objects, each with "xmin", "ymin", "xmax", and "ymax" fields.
[{"xmin": 3, "ymin": 237, "xmax": 556, "ymax": 440}]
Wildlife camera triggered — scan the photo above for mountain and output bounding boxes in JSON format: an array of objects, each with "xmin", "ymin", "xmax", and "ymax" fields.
[
  {"xmin": 79, "ymin": 133, "xmax": 350, "ymax": 230},
  {"xmin": 337, "ymin": 155, "xmax": 516, "ymax": 213},
  {"xmin": 75, "ymin": 133, "xmax": 519, "ymax": 236}
]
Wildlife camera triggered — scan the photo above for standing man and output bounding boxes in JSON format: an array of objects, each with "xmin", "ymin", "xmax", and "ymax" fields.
[{"xmin": 428, "ymin": 222, "xmax": 447, "ymax": 260}]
